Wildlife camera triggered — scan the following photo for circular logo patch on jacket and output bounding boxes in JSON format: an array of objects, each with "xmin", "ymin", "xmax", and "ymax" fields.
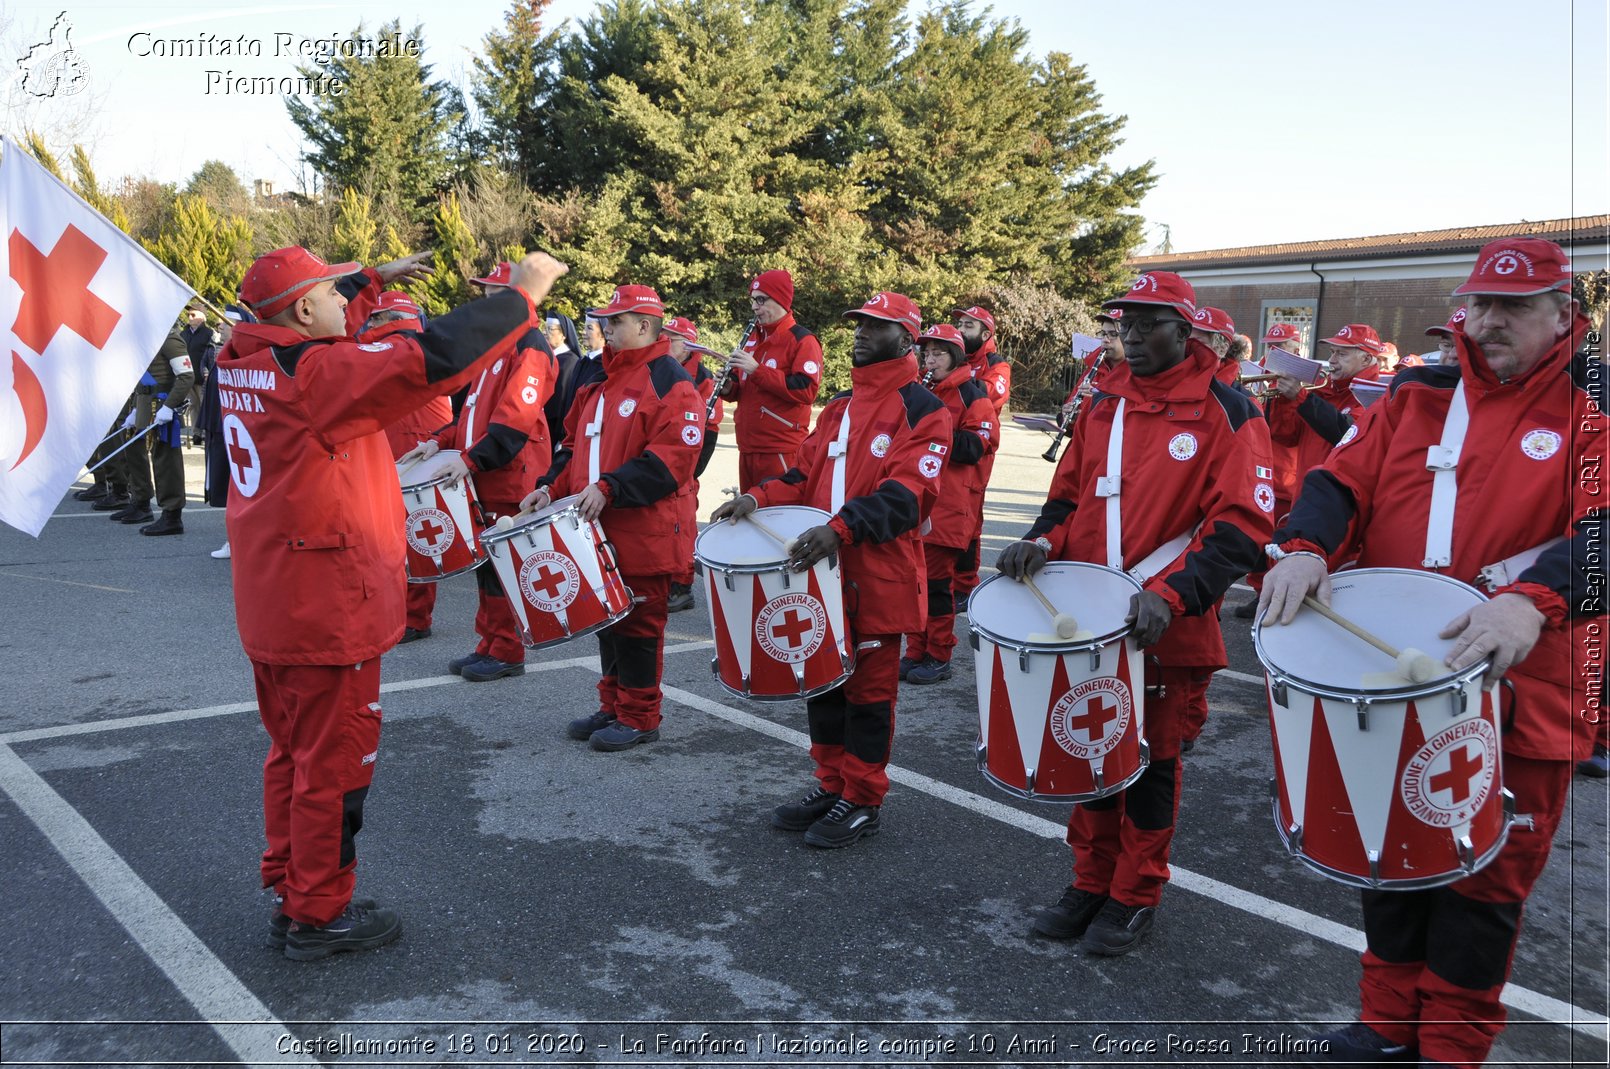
[
  {"xmin": 870, "ymin": 433, "xmax": 892, "ymax": 457},
  {"xmin": 221, "ymin": 415, "xmax": 261, "ymax": 497},
  {"xmin": 918, "ymin": 454, "xmax": 942, "ymax": 479},
  {"xmin": 617, "ymin": 398, "xmax": 637, "ymax": 418},
  {"xmin": 803, "ymin": 361, "xmax": 819, "ymax": 375},
  {"xmin": 1520, "ymin": 429, "xmax": 1561, "ymax": 460},
  {"xmin": 1339, "ymin": 425, "xmax": 1360, "ymax": 446},
  {"xmin": 1254, "ymin": 483, "xmax": 1275, "ymax": 513},
  {"xmin": 521, "ymin": 385, "xmax": 539, "ymax": 405},
  {"xmin": 681, "ymin": 424, "xmax": 702, "ymax": 446},
  {"xmin": 1168, "ymin": 432, "xmax": 1198, "ymax": 461},
  {"xmin": 492, "ymin": 359, "xmax": 505, "ymax": 375}
]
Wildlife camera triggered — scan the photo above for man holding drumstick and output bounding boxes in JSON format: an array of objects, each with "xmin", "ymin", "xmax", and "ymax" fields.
[
  {"xmin": 998, "ymin": 270, "xmax": 1272, "ymax": 956},
  {"xmin": 1261, "ymin": 237, "xmax": 1604, "ymax": 1069}
]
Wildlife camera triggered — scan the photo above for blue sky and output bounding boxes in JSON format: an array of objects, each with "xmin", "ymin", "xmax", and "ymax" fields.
[{"xmin": 5, "ymin": 0, "xmax": 1605, "ymax": 253}]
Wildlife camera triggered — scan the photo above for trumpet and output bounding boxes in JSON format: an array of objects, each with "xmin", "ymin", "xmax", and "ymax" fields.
[{"xmin": 707, "ymin": 319, "xmax": 758, "ymax": 419}]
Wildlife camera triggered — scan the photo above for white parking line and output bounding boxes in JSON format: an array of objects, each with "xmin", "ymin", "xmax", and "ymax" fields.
[
  {"xmin": 0, "ymin": 744, "xmax": 316, "ymax": 1067},
  {"xmin": 661, "ymin": 684, "xmax": 1609, "ymax": 1039},
  {"xmin": 0, "ymin": 571, "xmax": 137, "ymax": 593}
]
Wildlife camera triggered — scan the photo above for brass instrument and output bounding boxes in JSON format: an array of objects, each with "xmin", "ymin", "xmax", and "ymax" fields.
[{"xmin": 707, "ymin": 318, "xmax": 758, "ymax": 419}]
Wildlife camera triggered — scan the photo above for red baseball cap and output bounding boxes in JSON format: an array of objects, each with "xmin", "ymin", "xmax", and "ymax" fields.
[
  {"xmin": 1103, "ymin": 271, "xmax": 1197, "ymax": 319},
  {"xmin": 1261, "ymin": 323, "xmax": 1304, "ymax": 345},
  {"xmin": 950, "ymin": 305, "xmax": 996, "ymax": 333},
  {"xmin": 239, "ymin": 246, "xmax": 361, "ymax": 319},
  {"xmin": 917, "ymin": 323, "xmax": 965, "ymax": 351},
  {"xmin": 1095, "ymin": 308, "xmax": 1123, "ymax": 325},
  {"xmin": 590, "ymin": 285, "xmax": 665, "ymax": 319},
  {"xmin": 750, "ymin": 270, "xmax": 794, "ymax": 312},
  {"xmin": 1321, "ymin": 323, "xmax": 1386, "ymax": 355},
  {"xmin": 1190, "ymin": 305, "xmax": 1236, "ymax": 340},
  {"xmin": 662, "ymin": 316, "xmax": 698, "ymax": 342},
  {"xmin": 845, "ymin": 291, "xmax": 922, "ymax": 340},
  {"xmin": 373, "ymin": 290, "xmax": 422, "ymax": 317},
  {"xmin": 471, "ymin": 262, "xmax": 514, "ymax": 287},
  {"xmin": 1425, "ymin": 307, "xmax": 1468, "ymax": 337},
  {"xmin": 1453, "ymin": 237, "xmax": 1573, "ymax": 297}
]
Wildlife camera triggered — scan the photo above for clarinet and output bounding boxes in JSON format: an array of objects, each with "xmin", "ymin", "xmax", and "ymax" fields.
[
  {"xmin": 1041, "ymin": 361, "xmax": 1098, "ymax": 463},
  {"xmin": 707, "ymin": 318, "xmax": 758, "ymax": 420}
]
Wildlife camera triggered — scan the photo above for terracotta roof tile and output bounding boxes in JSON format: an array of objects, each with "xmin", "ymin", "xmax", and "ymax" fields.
[{"xmin": 1130, "ymin": 214, "xmax": 1610, "ymax": 270}]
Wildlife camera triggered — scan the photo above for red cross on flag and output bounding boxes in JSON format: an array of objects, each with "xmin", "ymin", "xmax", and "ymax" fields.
[{"xmin": 0, "ymin": 136, "xmax": 195, "ymax": 537}]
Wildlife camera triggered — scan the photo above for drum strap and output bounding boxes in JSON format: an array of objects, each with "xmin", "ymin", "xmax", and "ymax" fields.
[
  {"xmin": 1097, "ymin": 398, "xmax": 1126, "ymax": 568},
  {"xmin": 462, "ymin": 366, "xmax": 490, "ymax": 449},
  {"xmin": 1423, "ymin": 379, "xmax": 1468, "ymax": 568},
  {"xmin": 1478, "ymin": 535, "xmax": 1566, "ymax": 592},
  {"xmin": 585, "ymin": 392, "xmax": 607, "ymax": 485},
  {"xmin": 828, "ymin": 406, "xmax": 853, "ymax": 513},
  {"xmin": 1129, "ymin": 523, "xmax": 1202, "ymax": 584}
]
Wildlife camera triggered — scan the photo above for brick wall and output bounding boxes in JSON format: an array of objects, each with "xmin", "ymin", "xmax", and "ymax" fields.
[{"xmin": 1193, "ymin": 275, "xmax": 1467, "ymax": 356}]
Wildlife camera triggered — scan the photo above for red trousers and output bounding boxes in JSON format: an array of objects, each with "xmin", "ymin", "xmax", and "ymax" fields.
[
  {"xmin": 904, "ymin": 543, "xmax": 963, "ymax": 663},
  {"xmin": 1068, "ymin": 664, "xmax": 1189, "ymax": 908},
  {"xmin": 952, "ymin": 536, "xmax": 982, "ymax": 599},
  {"xmin": 405, "ymin": 581, "xmax": 436, "ymax": 631},
  {"xmin": 596, "ymin": 573, "xmax": 670, "ymax": 730},
  {"xmin": 806, "ymin": 631, "xmax": 900, "ymax": 806},
  {"xmin": 474, "ymin": 500, "xmax": 526, "ymax": 664},
  {"xmin": 1356, "ymin": 755, "xmax": 1572, "ymax": 1069},
  {"xmin": 1180, "ymin": 668, "xmax": 1212, "ymax": 743},
  {"xmin": 738, "ymin": 451, "xmax": 791, "ymax": 495},
  {"xmin": 255, "ymin": 658, "xmax": 382, "ymax": 927}
]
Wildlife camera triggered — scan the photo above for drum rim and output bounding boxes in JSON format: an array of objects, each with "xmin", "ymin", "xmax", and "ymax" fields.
[
  {"xmin": 480, "ymin": 501, "xmax": 585, "ymax": 548},
  {"xmin": 967, "ymin": 564, "xmax": 1139, "ymax": 652},
  {"xmin": 398, "ymin": 449, "xmax": 474, "ymax": 493},
  {"xmin": 976, "ymin": 741, "xmax": 1150, "ymax": 803},
  {"xmin": 1253, "ymin": 566, "xmax": 1492, "ymax": 699},
  {"xmin": 693, "ymin": 505, "xmax": 834, "ymax": 571}
]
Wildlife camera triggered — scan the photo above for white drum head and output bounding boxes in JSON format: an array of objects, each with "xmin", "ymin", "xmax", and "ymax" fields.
[
  {"xmin": 971, "ymin": 562, "xmax": 1139, "ymax": 648},
  {"xmin": 399, "ymin": 449, "xmax": 466, "ymax": 491},
  {"xmin": 481, "ymin": 493, "xmax": 584, "ymax": 548},
  {"xmin": 1255, "ymin": 568, "xmax": 1488, "ymax": 694},
  {"xmin": 695, "ymin": 505, "xmax": 831, "ymax": 570}
]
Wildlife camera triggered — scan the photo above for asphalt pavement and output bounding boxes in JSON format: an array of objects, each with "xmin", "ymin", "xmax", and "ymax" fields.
[{"xmin": 0, "ymin": 421, "xmax": 1604, "ymax": 1068}]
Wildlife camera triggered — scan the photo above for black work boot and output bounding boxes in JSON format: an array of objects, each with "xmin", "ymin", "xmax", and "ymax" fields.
[
  {"xmin": 283, "ymin": 901, "xmax": 402, "ymax": 961},
  {"xmin": 771, "ymin": 785, "xmax": 841, "ymax": 831},
  {"xmin": 93, "ymin": 489, "xmax": 131, "ymax": 511},
  {"xmin": 140, "ymin": 509, "xmax": 184, "ymax": 536},
  {"xmin": 115, "ymin": 500, "xmax": 154, "ymax": 523},
  {"xmin": 1031, "ymin": 885, "xmax": 1110, "ymax": 940}
]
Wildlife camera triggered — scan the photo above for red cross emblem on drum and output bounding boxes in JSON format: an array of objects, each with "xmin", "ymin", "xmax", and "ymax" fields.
[
  {"xmin": 1399, "ymin": 719, "xmax": 1497, "ymax": 828},
  {"xmin": 755, "ymin": 592, "xmax": 826, "ymax": 664},
  {"xmin": 1049, "ymin": 676, "xmax": 1133, "ymax": 759},
  {"xmin": 519, "ymin": 551, "xmax": 581, "ymax": 611},
  {"xmin": 406, "ymin": 508, "xmax": 456, "ymax": 557}
]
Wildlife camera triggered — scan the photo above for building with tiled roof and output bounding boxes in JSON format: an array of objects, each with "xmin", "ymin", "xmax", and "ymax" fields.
[{"xmin": 1126, "ymin": 215, "xmax": 1608, "ymax": 358}]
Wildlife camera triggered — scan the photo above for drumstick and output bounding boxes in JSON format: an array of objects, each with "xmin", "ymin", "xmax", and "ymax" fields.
[
  {"xmin": 1022, "ymin": 572, "xmax": 1080, "ymax": 639},
  {"xmin": 1301, "ymin": 596, "xmax": 1440, "ymax": 683},
  {"xmin": 721, "ymin": 486, "xmax": 798, "ymax": 553}
]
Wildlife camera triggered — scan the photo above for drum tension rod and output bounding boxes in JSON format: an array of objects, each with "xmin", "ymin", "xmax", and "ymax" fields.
[{"xmin": 1353, "ymin": 696, "xmax": 1373, "ymax": 732}]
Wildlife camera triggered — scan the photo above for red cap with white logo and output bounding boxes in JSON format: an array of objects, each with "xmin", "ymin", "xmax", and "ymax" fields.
[
  {"xmin": 1425, "ymin": 307, "xmax": 1468, "ymax": 337},
  {"xmin": 1453, "ymin": 237, "xmax": 1573, "ymax": 297},
  {"xmin": 1261, "ymin": 323, "xmax": 1304, "ymax": 345},
  {"xmin": 1321, "ymin": 323, "xmax": 1386, "ymax": 355},
  {"xmin": 239, "ymin": 246, "xmax": 361, "ymax": 319},
  {"xmin": 589, "ymin": 285, "xmax": 666, "ymax": 319},
  {"xmin": 1103, "ymin": 271, "xmax": 1197, "ymax": 319},
  {"xmin": 1190, "ymin": 306, "xmax": 1236, "ymax": 340},
  {"xmin": 846, "ymin": 292, "xmax": 922, "ymax": 340},
  {"xmin": 662, "ymin": 316, "xmax": 698, "ymax": 342},
  {"xmin": 917, "ymin": 323, "xmax": 965, "ymax": 351},
  {"xmin": 949, "ymin": 305, "xmax": 996, "ymax": 333},
  {"xmin": 471, "ymin": 262, "xmax": 514, "ymax": 287}
]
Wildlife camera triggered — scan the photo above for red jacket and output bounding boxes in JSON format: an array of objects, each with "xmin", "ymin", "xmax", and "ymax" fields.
[
  {"xmin": 542, "ymin": 337, "xmax": 705, "ymax": 576},
  {"xmin": 1026, "ymin": 342, "xmax": 1274, "ymax": 667},
  {"xmin": 1277, "ymin": 321, "xmax": 1605, "ymax": 761},
  {"xmin": 221, "ymin": 272, "xmax": 535, "ymax": 665},
  {"xmin": 748, "ymin": 354, "xmax": 952, "ymax": 635},
  {"xmin": 1215, "ymin": 356, "xmax": 1241, "ymax": 387},
  {"xmin": 725, "ymin": 314, "xmax": 822, "ymax": 452},
  {"xmin": 681, "ymin": 350, "xmax": 724, "ymax": 432},
  {"xmin": 1265, "ymin": 365, "xmax": 1381, "ymax": 506},
  {"xmin": 358, "ymin": 318, "xmax": 453, "ymax": 461},
  {"xmin": 968, "ymin": 337, "xmax": 1011, "ymax": 415},
  {"xmin": 926, "ymin": 364, "xmax": 998, "ymax": 549},
  {"xmin": 431, "ymin": 324, "xmax": 558, "ymax": 504}
]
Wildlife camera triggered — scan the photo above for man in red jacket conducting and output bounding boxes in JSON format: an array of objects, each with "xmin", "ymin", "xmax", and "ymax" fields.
[
  {"xmin": 523, "ymin": 286, "xmax": 704, "ymax": 752},
  {"xmin": 398, "ymin": 262, "xmax": 560, "ymax": 682},
  {"xmin": 1261, "ymin": 237, "xmax": 1605, "ymax": 1069},
  {"xmin": 224, "ymin": 247, "xmax": 567, "ymax": 960},
  {"xmin": 720, "ymin": 269, "xmax": 822, "ymax": 491},
  {"xmin": 902, "ymin": 323, "xmax": 997, "ymax": 685},
  {"xmin": 714, "ymin": 292, "xmax": 952, "ymax": 849},
  {"xmin": 998, "ymin": 270, "xmax": 1273, "ymax": 957}
]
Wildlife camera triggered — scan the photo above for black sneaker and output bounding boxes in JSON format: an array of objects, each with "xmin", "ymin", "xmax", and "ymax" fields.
[
  {"xmin": 399, "ymin": 626, "xmax": 431, "ymax": 644},
  {"xmin": 447, "ymin": 651, "xmax": 485, "ymax": 676},
  {"xmin": 1232, "ymin": 597, "xmax": 1258, "ymax": 619},
  {"xmin": 1031, "ymin": 885, "xmax": 1110, "ymax": 940},
  {"xmin": 589, "ymin": 721, "xmax": 659, "ymax": 751},
  {"xmin": 461, "ymin": 656, "xmax": 524, "ymax": 682},
  {"xmin": 906, "ymin": 657, "xmax": 952, "ymax": 685},
  {"xmin": 666, "ymin": 583, "xmax": 694, "ymax": 613},
  {"xmin": 771, "ymin": 785, "xmax": 841, "ymax": 831},
  {"xmin": 1299, "ymin": 1022, "xmax": 1415, "ymax": 1063},
  {"xmin": 1081, "ymin": 899, "xmax": 1156, "ymax": 956},
  {"xmin": 268, "ymin": 895, "xmax": 377, "ymax": 949},
  {"xmin": 282, "ymin": 901, "xmax": 401, "ymax": 961},
  {"xmin": 898, "ymin": 656, "xmax": 920, "ymax": 681},
  {"xmin": 803, "ymin": 798, "xmax": 880, "ymax": 849},
  {"xmin": 567, "ymin": 711, "xmax": 615, "ymax": 741}
]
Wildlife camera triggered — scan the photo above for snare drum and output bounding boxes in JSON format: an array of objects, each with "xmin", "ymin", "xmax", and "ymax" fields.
[
  {"xmin": 399, "ymin": 450, "xmax": 484, "ymax": 582},
  {"xmin": 694, "ymin": 506, "xmax": 853, "ymax": 702},
  {"xmin": 969, "ymin": 562, "xmax": 1147, "ymax": 802},
  {"xmin": 481, "ymin": 494, "xmax": 634, "ymax": 650},
  {"xmin": 1254, "ymin": 568, "xmax": 1512, "ymax": 890}
]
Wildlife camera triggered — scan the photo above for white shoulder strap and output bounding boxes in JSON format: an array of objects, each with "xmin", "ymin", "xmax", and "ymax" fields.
[
  {"xmin": 585, "ymin": 391, "xmax": 607, "ymax": 485},
  {"xmin": 1423, "ymin": 379, "xmax": 1468, "ymax": 568},
  {"xmin": 828, "ymin": 405, "xmax": 853, "ymax": 513},
  {"xmin": 1096, "ymin": 398, "xmax": 1126, "ymax": 568}
]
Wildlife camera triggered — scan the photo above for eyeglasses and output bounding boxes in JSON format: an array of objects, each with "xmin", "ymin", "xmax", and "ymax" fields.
[
  {"xmin": 1097, "ymin": 329, "xmax": 1122, "ymax": 340},
  {"xmin": 1120, "ymin": 314, "xmax": 1184, "ymax": 337}
]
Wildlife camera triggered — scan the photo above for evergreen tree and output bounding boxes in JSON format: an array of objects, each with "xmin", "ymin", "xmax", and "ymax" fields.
[
  {"xmin": 19, "ymin": 131, "xmax": 63, "ymax": 177},
  {"xmin": 69, "ymin": 146, "xmax": 132, "ymax": 233},
  {"xmin": 470, "ymin": 0, "xmax": 564, "ymax": 184},
  {"xmin": 285, "ymin": 20, "xmax": 463, "ymax": 218},
  {"xmin": 145, "ymin": 195, "xmax": 254, "ymax": 308},
  {"xmin": 331, "ymin": 188, "xmax": 378, "ymax": 265},
  {"xmin": 413, "ymin": 193, "xmax": 478, "ymax": 316},
  {"xmin": 184, "ymin": 160, "xmax": 252, "ymax": 218}
]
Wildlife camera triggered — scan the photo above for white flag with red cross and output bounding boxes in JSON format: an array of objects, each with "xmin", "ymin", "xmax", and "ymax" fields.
[{"xmin": 0, "ymin": 136, "xmax": 195, "ymax": 537}]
